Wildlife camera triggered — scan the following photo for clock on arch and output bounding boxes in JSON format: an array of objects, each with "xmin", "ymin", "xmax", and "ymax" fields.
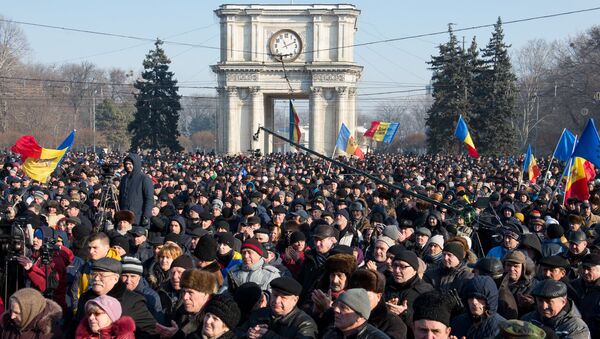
[{"xmin": 269, "ymin": 29, "xmax": 302, "ymax": 62}]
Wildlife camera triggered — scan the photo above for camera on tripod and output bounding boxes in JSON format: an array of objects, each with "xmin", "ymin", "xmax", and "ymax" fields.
[{"xmin": 39, "ymin": 237, "xmax": 60, "ymax": 265}]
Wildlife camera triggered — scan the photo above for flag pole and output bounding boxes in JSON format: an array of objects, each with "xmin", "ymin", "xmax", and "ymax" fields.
[
  {"xmin": 547, "ymin": 134, "xmax": 577, "ymax": 208},
  {"xmin": 542, "ymin": 128, "xmax": 565, "ymax": 189},
  {"xmin": 326, "ymin": 146, "xmax": 337, "ymax": 176}
]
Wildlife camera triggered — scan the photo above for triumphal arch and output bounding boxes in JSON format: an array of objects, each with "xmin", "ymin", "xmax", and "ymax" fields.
[{"xmin": 211, "ymin": 4, "xmax": 362, "ymax": 154}]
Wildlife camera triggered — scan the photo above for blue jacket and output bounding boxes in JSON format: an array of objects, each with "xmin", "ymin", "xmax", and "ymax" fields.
[{"xmin": 451, "ymin": 275, "xmax": 506, "ymax": 339}]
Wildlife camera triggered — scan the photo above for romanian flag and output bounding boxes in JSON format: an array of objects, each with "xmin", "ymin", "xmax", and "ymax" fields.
[
  {"xmin": 363, "ymin": 121, "xmax": 400, "ymax": 144},
  {"xmin": 289, "ymin": 100, "xmax": 301, "ymax": 144},
  {"xmin": 336, "ymin": 123, "xmax": 365, "ymax": 160},
  {"xmin": 454, "ymin": 115, "xmax": 478, "ymax": 158},
  {"xmin": 11, "ymin": 130, "xmax": 76, "ymax": 182},
  {"xmin": 564, "ymin": 157, "xmax": 595, "ymax": 202},
  {"xmin": 523, "ymin": 144, "xmax": 541, "ymax": 183}
]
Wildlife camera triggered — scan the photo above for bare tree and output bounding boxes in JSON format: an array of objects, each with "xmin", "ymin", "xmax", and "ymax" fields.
[
  {"xmin": 512, "ymin": 39, "xmax": 557, "ymax": 149},
  {"xmin": 0, "ymin": 17, "xmax": 29, "ymax": 133},
  {"xmin": 60, "ymin": 61, "xmax": 105, "ymax": 130}
]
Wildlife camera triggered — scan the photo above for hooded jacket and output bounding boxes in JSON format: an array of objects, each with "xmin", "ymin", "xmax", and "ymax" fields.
[
  {"xmin": 450, "ymin": 276, "xmax": 506, "ymax": 339},
  {"xmin": 118, "ymin": 153, "xmax": 154, "ymax": 226}
]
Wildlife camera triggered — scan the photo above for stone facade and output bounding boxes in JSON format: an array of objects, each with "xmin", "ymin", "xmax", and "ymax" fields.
[{"xmin": 212, "ymin": 4, "xmax": 362, "ymax": 154}]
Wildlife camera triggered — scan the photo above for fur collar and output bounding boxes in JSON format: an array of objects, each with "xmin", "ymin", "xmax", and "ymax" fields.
[{"xmin": 75, "ymin": 316, "xmax": 136, "ymax": 337}]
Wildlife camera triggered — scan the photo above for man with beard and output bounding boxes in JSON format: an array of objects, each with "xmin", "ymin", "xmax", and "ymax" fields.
[
  {"xmin": 246, "ymin": 277, "xmax": 318, "ymax": 339},
  {"xmin": 75, "ymin": 257, "xmax": 158, "ymax": 337}
]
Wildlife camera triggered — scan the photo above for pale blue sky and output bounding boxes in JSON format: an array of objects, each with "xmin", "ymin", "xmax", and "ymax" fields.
[{"xmin": 3, "ymin": 1, "xmax": 600, "ymax": 112}]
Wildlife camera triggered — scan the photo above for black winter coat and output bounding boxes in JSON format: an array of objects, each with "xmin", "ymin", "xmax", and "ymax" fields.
[
  {"xmin": 118, "ymin": 153, "xmax": 154, "ymax": 225},
  {"xmin": 384, "ymin": 274, "xmax": 433, "ymax": 326},
  {"xmin": 322, "ymin": 322, "xmax": 390, "ymax": 339},
  {"xmin": 77, "ymin": 280, "xmax": 159, "ymax": 338},
  {"xmin": 246, "ymin": 306, "xmax": 318, "ymax": 339},
  {"xmin": 369, "ymin": 299, "xmax": 407, "ymax": 339},
  {"xmin": 298, "ymin": 249, "xmax": 327, "ymax": 306},
  {"xmin": 424, "ymin": 261, "xmax": 474, "ymax": 293},
  {"xmin": 571, "ymin": 277, "xmax": 600, "ymax": 339}
]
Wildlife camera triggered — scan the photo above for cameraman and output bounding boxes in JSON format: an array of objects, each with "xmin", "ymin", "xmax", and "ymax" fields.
[
  {"xmin": 118, "ymin": 153, "xmax": 153, "ymax": 227},
  {"xmin": 16, "ymin": 225, "xmax": 74, "ymax": 314}
]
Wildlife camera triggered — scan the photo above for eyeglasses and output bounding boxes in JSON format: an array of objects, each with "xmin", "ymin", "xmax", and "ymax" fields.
[
  {"xmin": 91, "ymin": 272, "xmax": 116, "ymax": 279},
  {"xmin": 392, "ymin": 263, "xmax": 412, "ymax": 270}
]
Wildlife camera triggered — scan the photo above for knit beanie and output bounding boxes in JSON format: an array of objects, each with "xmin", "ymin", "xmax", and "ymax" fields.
[
  {"xmin": 337, "ymin": 288, "xmax": 372, "ymax": 319},
  {"xmin": 413, "ymin": 291, "xmax": 452, "ymax": 326},
  {"xmin": 382, "ymin": 225, "xmax": 400, "ymax": 241},
  {"xmin": 181, "ymin": 269, "xmax": 217, "ymax": 294},
  {"xmin": 376, "ymin": 235, "xmax": 395, "ymax": 248},
  {"xmin": 443, "ymin": 242, "xmax": 465, "ymax": 260},
  {"xmin": 85, "ymin": 295, "xmax": 122, "ymax": 322},
  {"xmin": 241, "ymin": 238, "xmax": 264, "ymax": 257},
  {"xmin": 233, "ymin": 282, "xmax": 263, "ymax": 315},
  {"xmin": 110, "ymin": 235, "xmax": 130, "ymax": 255},
  {"xmin": 121, "ymin": 256, "xmax": 144, "ymax": 275},
  {"xmin": 393, "ymin": 250, "xmax": 420, "ymax": 270},
  {"xmin": 290, "ymin": 231, "xmax": 306, "ymax": 243},
  {"xmin": 194, "ymin": 235, "xmax": 217, "ymax": 262},
  {"xmin": 204, "ymin": 294, "xmax": 241, "ymax": 330},
  {"xmin": 428, "ymin": 235, "xmax": 445, "ymax": 249},
  {"xmin": 171, "ymin": 255, "xmax": 194, "ymax": 270},
  {"xmin": 10, "ymin": 288, "xmax": 46, "ymax": 330},
  {"xmin": 546, "ymin": 223, "xmax": 564, "ymax": 240}
]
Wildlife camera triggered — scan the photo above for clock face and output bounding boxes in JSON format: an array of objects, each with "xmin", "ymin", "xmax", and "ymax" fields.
[{"xmin": 269, "ymin": 29, "xmax": 302, "ymax": 62}]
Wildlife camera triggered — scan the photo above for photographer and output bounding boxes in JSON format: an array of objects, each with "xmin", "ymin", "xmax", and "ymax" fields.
[
  {"xmin": 16, "ymin": 225, "xmax": 74, "ymax": 314},
  {"xmin": 118, "ymin": 153, "xmax": 153, "ymax": 227}
]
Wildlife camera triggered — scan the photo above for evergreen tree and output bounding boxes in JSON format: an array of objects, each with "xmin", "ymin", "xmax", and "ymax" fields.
[
  {"xmin": 96, "ymin": 99, "xmax": 134, "ymax": 150},
  {"xmin": 426, "ymin": 26, "xmax": 470, "ymax": 154},
  {"xmin": 129, "ymin": 39, "xmax": 183, "ymax": 151},
  {"xmin": 476, "ymin": 17, "xmax": 518, "ymax": 155}
]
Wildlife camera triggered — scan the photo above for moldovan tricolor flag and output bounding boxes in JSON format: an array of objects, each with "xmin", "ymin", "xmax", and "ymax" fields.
[
  {"xmin": 564, "ymin": 156, "xmax": 595, "ymax": 202},
  {"xmin": 363, "ymin": 121, "xmax": 400, "ymax": 144},
  {"xmin": 523, "ymin": 144, "xmax": 541, "ymax": 183},
  {"xmin": 336, "ymin": 123, "xmax": 365, "ymax": 160},
  {"xmin": 11, "ymin": 130, "xmax": 76, "ymax": 182},
  {"xmin": 289, "ymin": 100, "xmax": 301, "ymax": 144},
  {"xmin": 454, "ymin": 115, "xmax": 478, "ymax": 158}
]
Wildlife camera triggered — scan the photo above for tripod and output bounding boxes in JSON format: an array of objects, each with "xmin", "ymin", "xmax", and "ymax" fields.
[{"xmin": 95, "ymin": 177, "xmax": 120, "ymax": 233}]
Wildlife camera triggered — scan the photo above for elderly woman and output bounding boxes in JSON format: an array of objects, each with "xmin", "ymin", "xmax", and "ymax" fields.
[
  {"xmin": 0, "ymin": 288, "xmax": 63, "ymax": 339},
  {"xmin": 202, "ymin": 294, "xmax": 241, "ymax": 339},
  {"xmin": 75, "ymin": 295, "xmax": 135, "ymax": 338}
]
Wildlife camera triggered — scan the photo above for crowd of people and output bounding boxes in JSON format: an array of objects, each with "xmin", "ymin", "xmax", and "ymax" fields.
[{"xmin": 0, "ymin": 150, "xmax": 598, "ymax": 339}]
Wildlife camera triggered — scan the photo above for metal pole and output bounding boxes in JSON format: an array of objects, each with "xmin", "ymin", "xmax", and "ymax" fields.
[{"xmin": 92, "ymin": 96, "xmax": 96, "ymax": 153}]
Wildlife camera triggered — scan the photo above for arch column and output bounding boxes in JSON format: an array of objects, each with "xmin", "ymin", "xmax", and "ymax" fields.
[
  {"xmin": 335, "ymin": 86, "xmax": 348, "ymax": 140},
  {"xmin": 250, "ymin": 86, "xmax": 264, "ymax": 150},
  {"xmin": 226, "ymin": 86, "xmax": 240, "ymax": 154},
  {"xmin": 309, "ymin": 86, "xmax": 324, "ymax": 153}
]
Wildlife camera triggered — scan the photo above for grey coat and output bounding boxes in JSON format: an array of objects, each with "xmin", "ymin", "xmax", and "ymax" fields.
[
  {"xmin": 521, "ymin": 300, "xmax": 590, "ymax": 339},
  {"xmin": 227, "ymin": 258, "xmax": 280, "ymax": 293}
]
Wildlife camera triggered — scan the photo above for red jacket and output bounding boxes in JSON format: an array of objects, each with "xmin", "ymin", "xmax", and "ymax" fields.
[
  {"xmin": 75, "ymin": 316, "xmax": 136, "ymax": 339},
  {"xmin": 26, "ymin": 245, "xmax": 74, "ymax": 313}
]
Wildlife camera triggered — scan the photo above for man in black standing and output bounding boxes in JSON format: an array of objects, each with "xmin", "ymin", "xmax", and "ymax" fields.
[{"xmin": 118, "ymin": 153, "xmax": 154, "ymax": 227}]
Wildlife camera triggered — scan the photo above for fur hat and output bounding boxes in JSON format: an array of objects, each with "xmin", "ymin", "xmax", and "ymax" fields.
[
  {"xmin": 325, "ymin": 253, "xmax": 357, "ymax": 276},
  {"xmin": 568, "ymin": 214, "xmax": 583, "ymax": 225},
  {"xmin": 180, "ymin": 269, "xmax": 217, "ymax": 294},
  {"xmin": 348, "ymin": 269, "xmax": 386, "ymax": 293},
  {"xmin": 413, "ymin": 291, "xmax": 453, "ymax": 326},
  {"xmin": 114, "ymin": 210, "xmax": 135, "ymax": 225}
]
